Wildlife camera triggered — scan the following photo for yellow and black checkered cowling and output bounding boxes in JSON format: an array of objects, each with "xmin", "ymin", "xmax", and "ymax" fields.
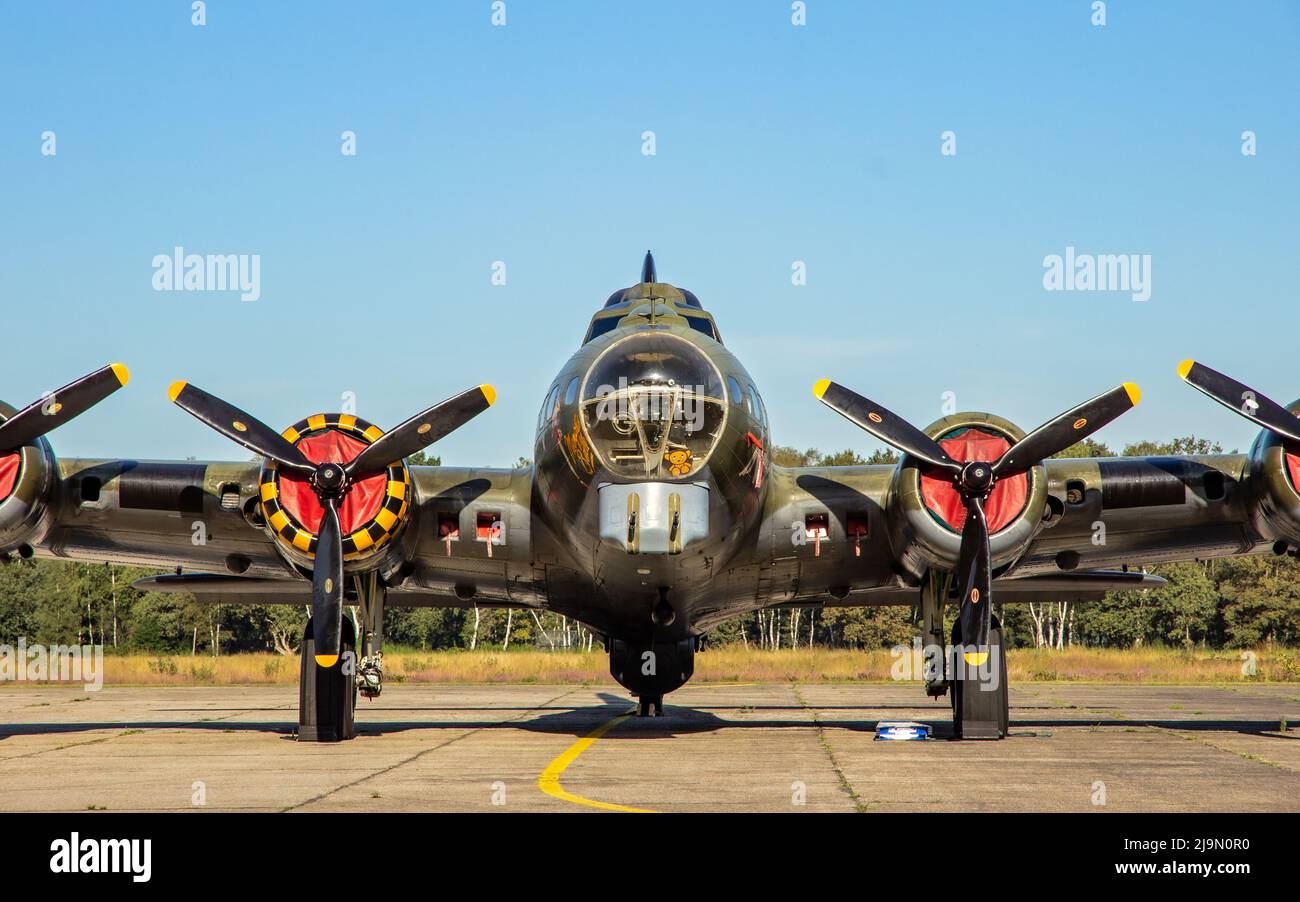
[{"xmin": 257, "ymin": 413, "xmax": 411, "ymax": 564}]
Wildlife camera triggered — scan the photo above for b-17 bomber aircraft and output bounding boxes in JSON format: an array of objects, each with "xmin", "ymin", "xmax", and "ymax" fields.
[{"xmin": 3, "ymin": 252, "xmax": 1296, "ymax": 740}]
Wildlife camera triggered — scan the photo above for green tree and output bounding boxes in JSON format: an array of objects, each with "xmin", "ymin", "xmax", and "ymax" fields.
[
  {"xmin": 1121, "ymin": 436, "xmax": 1224, "ymax": 457},
  {"xmin": 1217, "ymin": 556, "xmax": 1300, "ymax": 647},
  {"xmin": 1051, "ymin": 438, "xmax": 1114, "ymax": 458}
]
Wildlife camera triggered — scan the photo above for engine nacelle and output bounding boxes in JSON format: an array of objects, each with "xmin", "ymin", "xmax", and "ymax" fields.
[
  {"xmin": 0, "ymin": 401, "xmax": 57, "ymax": 553},
  {"xmin": 1246, "ymin": 400, "xmax": 1300, "ymax": 545},
  {"xmin": 258, "ymin": 413, "xmax": 415, "ymax": 575},
  {"xmin": 886, "ymin": 411, "xmax": 1048, "ymax": 581}
]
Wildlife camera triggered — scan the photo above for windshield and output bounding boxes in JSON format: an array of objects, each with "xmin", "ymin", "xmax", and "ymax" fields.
[{"xmin": 580, "ymin": 333, "xmax": 727, "ymax": 479}]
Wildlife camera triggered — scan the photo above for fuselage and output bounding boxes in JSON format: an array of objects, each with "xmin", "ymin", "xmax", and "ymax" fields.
[{"xmin": 531, "ymin": 276, "xmax": 772, "ymax": 641}]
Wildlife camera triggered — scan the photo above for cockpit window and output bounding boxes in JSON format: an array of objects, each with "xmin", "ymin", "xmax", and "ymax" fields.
[
  {"xmin": 682, "ymin": 315, "xmax": 717, "ymax": 341},
  {"xmin": 580, "ymin": 333, "xmax": 727, "ymax": 480},
  {"xmin": 584, "ymin": 317, "xmax": 620, "ymax": 344}
]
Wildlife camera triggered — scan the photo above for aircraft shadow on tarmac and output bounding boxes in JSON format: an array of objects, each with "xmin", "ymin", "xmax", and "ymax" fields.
[{"xmin": 2, "ymin": 692, "xmax": 1296, "ymax": 742}]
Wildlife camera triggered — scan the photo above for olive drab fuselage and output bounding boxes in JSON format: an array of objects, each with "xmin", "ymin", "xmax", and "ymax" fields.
[{"xmin": 530, "ymin": 278, "xmax": 773, "ymax": 642}]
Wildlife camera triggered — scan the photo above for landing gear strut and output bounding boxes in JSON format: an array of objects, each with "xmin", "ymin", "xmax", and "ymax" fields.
[
  {"xmin": 637, "ymin": 694, "xmax": 664, "ymax": 717},
  {"xmin": 920, "ymin": 570, "xmax": 950, "ymax": 698},
  {"xmin": 298, "ymin": 615, "xmax": 357, "ymax": 741},
  {"xmin": 950, "ymin": 615, "xmax": 1009, "ymax": 740},
  {"xmin": 355, "ymin": 572, "xmax": 387, "ymax": 700}
]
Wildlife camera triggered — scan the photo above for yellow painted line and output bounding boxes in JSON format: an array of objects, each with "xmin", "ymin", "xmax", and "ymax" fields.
[{"xmin": 537, "ymin": 712, "xmax": 659, "ymax": 813}]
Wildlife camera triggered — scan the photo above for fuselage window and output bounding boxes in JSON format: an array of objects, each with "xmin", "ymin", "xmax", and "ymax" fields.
[
  {"xmin": 744, "ymin": 386, "xmax": 759, "ymax": 419},
  {"xmin": 727, "ymin": 376, "xmax": 743, "ymax": 407},
  {"xmin": 563, "ymin": 377, "xmax": 579, "ymax": 406},
  {"xmin": 747, "ymin": 385, "xmax": 765, "ymax": 426},
  {"xmin": 538, "ymin": 385, "xmax": 559, "ymax": 431}
]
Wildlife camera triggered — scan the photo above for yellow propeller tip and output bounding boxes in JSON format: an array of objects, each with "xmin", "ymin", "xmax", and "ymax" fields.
[
  {"xmin": 166, "ymin": 380, "xmax": 188, "ymax": 403},
  {"xmin": 812, "ymin": 379, "xmax": 831, "ymax": 400},
  {"xmin": 110, "ymin": 363, "xmax": 130, "ymax": 386},
  {"xmin": 479, "ymin": 384, "xmax": 497, "ymax": 407},
  {"xmin": 962, "ymin": 651, "xmax": 990, "ymax": 667},
  {"xmin": 1176, "ymin": 359, "xmax": 1196, "ymax": 380},
  {"xmin": 314, "ymin": 654, "xmax": 339, "ymax": 668},
  {"xmin": 1122, "ymin": 382, "xmax": 1141, "ymax": 406}
]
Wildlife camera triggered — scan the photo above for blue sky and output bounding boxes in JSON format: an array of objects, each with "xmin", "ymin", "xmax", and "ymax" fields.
[{"xmin": 1, "ymin": 1, "xmax": 1297, "ymax": 465}]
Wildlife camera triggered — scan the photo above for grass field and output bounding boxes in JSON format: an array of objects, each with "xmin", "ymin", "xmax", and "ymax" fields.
[{"xmin": 13, "ymin": 645, "xmax": 1298, "ymax": 687}]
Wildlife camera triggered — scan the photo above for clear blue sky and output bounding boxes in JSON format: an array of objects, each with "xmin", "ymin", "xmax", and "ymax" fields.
[{"xmin": 1, "ymin": 2, "xmax": 1297, "ymax": 465}]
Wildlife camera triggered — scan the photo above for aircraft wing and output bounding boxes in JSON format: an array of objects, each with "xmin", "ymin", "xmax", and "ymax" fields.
[
  {"xmin": 743, "ymin": 451, "xmax": 1266, "ymax": 611},
  {"xmin": 1010, "ymin": 453, "xmax": 1261, "ymax": 573},
  {"xmin": 31, "ymin": 457, "xmax": 539, "ymax": 608}
]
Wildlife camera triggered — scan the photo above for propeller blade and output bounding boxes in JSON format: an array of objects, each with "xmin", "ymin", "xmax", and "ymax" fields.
[
  {"xmin": 956, "ymin": 496, "xmax": 992, "ymax": 666},
  {"xmin": 1177, "ymin": 359, "xmax": 1300, "ymax": 447},
  {"xmin": 311, "ymin": 499, "xmax": 344, "ymax": 667},
  {"xmin": 953, "ymin": 497, "xmax": 980, "ymax": 600},
  {"xmin": 167, "ymin": 381, "xmax": 313, "ymax": 473},
  {"xmin": 0, "ymin": 363, "xmax": 130, "ymax": 450},
  {"xmin": 346, "ymin": 384, "xmax": 496, "ymax": 478},
  {"xmin": 812, "ymin": 380, "xmax": 961, "ymax": 474},
  {"xmin": 992, "ymin": 382, "xmax": 1140, "ymax": 477}
]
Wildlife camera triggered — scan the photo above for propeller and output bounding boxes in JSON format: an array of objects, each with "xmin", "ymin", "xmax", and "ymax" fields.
[
  {"xmin": 0, "ymin": 363, "xmax": 130, "ymax": 452},
  {"xmin": 812, "ymin": 378, "xmax": 1140, "ymax": 663},
  {"xmin": 1177, "ymin": 360, "xmax": 1300, "ymax": 449},
  {"xmin": 168, "ymin": 381, "xmax": 496, "ymax": 666}
]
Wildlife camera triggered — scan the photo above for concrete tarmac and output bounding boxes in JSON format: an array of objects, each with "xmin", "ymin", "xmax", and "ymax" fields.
[{"xmin": 0, "ymin": 682, "xmax": 1297, "ymax": 812}]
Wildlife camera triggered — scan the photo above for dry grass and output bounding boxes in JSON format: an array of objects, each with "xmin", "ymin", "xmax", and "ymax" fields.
[{"xmin": 8, "ymin": 645, "xmax": 1296, "ymax": 687}]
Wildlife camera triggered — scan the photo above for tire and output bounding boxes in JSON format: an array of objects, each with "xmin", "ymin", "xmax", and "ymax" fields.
[
  {"xmin": 950, "ymin": 616, "xmax": 1008, "ymax": 740},
  {"xmin": 298, "ymin": 616, "xmax": 357, "ymax": 741}
]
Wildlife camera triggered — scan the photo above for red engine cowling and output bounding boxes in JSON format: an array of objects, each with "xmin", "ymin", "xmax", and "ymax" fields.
[
  {"xmin": 885, "ymin": 411, "xmax": 1049, "ymax": 580},
  {"xmin": 0, "ymin": 401, "xmax": 57, "ymax": 554},
  {"xmin": 258, "ymin": 413, "xmax": 414, "ymax": 572},
  {"xmin": 1247, "ymin": 400, "xmax": 1300, "ymax": 544}
]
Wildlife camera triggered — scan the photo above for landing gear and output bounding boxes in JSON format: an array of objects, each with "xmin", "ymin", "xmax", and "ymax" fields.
[
  {"xmin": 920, "ymin": 570, "xmax": 950, "ymax": 698},
  {"xmin": 298, "ymin": 615, "xmax": 357, "ymax": 742},
  {"xmin": 637, "ymin": 694, "xmax": 664, "ymax": 717},
  {"xmin": 355, "ymin": 571, "xmax": 387, "ymax": 700},
  {"xmin": 950, "ymin": 615, "xmax": 1009, "ymax": 740}
]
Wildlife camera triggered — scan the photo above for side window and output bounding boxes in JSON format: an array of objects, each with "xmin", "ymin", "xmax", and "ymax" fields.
[
  {"xmin": 727, "ymin": 376, "xmax": 743, "ymax": 406},
  {"xmin": 563, "ymin": 377, "xmax": 579, "ymax": 406},
  {"xmin": 538, "ymin": 385, "xmax": 559, "ymax": 431},
  {"xmin": 744, "ymin": 385, "xmax": 759, "ymax": 419},
  {"xmin": 749, "ymin": 385, "xmax": 767, "ymax": 428}
]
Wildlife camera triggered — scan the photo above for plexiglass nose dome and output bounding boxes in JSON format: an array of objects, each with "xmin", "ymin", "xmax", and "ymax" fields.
[{"xmin": 580, "ymin": 332, "xmax": 727, "ymax": 480}]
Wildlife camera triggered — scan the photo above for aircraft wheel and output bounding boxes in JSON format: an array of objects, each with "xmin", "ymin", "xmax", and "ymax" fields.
[
  {"xmin": 298, "ymin": 616, "xmax": 357, "ymax": 741},
  {"xmin": 637, "ymin": 695, "xmax": 662, "ymax": 717}
]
